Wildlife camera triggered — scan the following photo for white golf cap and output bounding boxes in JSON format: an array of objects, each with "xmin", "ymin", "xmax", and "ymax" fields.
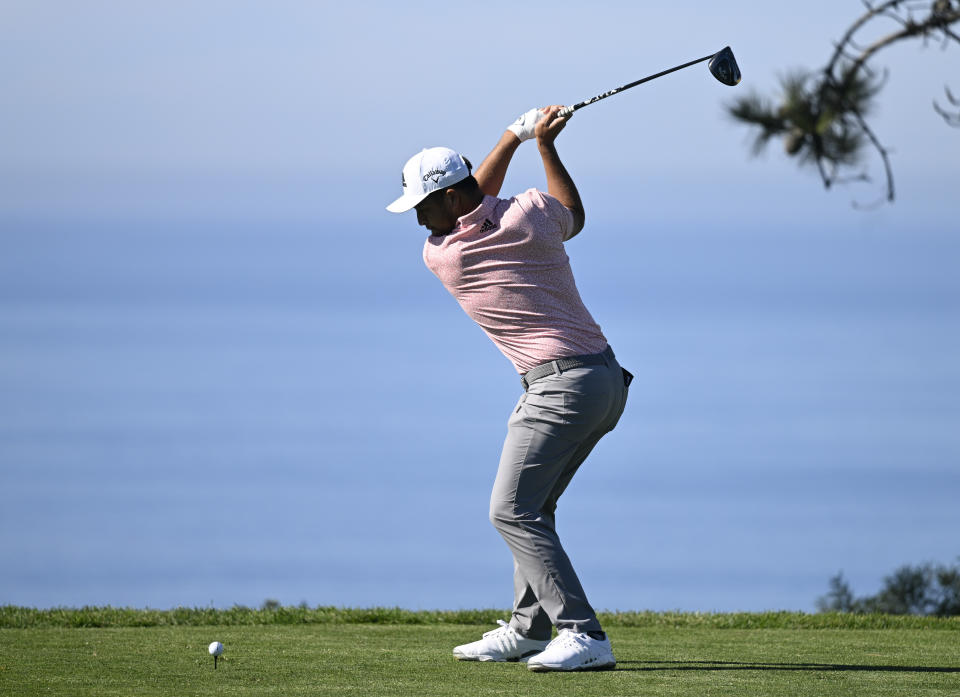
[{"xmin": 386, "ymin": 147, "xmax": 471, "ymax": 213}]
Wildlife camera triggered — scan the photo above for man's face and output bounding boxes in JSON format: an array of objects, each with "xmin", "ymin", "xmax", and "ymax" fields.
[{"xmin": 415, "ymin": 190, "xmax": 458, "ymax": 237}]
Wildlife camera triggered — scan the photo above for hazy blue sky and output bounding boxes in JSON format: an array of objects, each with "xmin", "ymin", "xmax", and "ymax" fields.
[
  {"xmin": 1, "ymin": 2, "xmax": 958, "ymax": 612},
  {"xmin": 2, "ymin": 1, "xmax": 958, "ymax": 224}
]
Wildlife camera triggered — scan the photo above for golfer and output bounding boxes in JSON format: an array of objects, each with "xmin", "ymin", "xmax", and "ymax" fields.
[{"xmin": 387, "ymin": 106, "xmax": 630, "ymax": 672}]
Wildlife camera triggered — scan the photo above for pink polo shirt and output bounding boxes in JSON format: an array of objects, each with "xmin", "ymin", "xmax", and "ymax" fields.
[{"xmin": 423, "ymin": 189, "xmax": 607, "ymax": 374}]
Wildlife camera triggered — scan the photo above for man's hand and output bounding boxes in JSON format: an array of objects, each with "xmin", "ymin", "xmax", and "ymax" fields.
[
  {"xmin": 506, "ymin": 108, "xmax": 546, "ymax": 143},
  {"xmin": 476, "ymin": 104, "xmax": 576, "ymax": 202},
  {"xmin": 534, "ymin": 105, "xmax": 570, "ymax": 146}
]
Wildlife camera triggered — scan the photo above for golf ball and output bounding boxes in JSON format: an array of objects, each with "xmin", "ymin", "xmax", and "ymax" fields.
[{"xmin": 208, "ymin": 641, "xmax": 224, "ymax": 656}]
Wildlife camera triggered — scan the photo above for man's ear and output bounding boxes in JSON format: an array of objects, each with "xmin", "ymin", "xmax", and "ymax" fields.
[{"xmin": 442, "ymin": 187, "xmax": 460, "ymax": 212}]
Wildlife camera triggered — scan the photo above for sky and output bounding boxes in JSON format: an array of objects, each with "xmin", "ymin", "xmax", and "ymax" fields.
[
  {"xmin": 2, "ymin": 0, "xmax": 957, "ymax": 224},
  {"xmin": 1, "ymin": 2, "xmax": 958, "ymax": 612}
]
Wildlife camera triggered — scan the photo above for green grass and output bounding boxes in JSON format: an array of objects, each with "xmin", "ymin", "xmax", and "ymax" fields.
[
  {"xmin": 1, "ymin": 608, "xmax": 958, "ymax": 696},
  {"xmin": 4, "ymin": 606, "xmax": 958, "ymax": 629}
]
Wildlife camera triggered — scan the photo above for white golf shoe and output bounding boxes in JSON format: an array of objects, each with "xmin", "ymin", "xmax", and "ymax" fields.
[
  {"xmin": 526, "ymin": 629, "xmax": 616, "ymax": 672},
  {"xmin": 452, "ymin": 620, "xmax": 550, "ymax": 662}
]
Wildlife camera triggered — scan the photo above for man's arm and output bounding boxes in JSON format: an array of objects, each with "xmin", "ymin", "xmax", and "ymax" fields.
[
  {"xmin": 536, "ymin": 105, "xmax": 585, "ymax": 237},
  {"xmin": 473, "ymin": 132, "xmax": 520, "ymax": 197},
  {"xmin": 474, "ymin": 108, "xmax": 546, "ymax": 197}
]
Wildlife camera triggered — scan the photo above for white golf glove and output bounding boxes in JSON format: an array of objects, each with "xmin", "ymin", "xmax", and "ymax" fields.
[{"xmin": 506, "ymin": 108, "xmax": 546, "ymax": 142}]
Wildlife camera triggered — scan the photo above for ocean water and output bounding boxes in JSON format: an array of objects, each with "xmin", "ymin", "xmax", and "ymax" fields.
[{"xmin": 1, "ymin": 217, "xmax": 958, "ymax": 612}]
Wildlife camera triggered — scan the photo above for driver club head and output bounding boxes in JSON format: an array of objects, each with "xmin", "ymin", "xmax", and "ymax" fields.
[{"xmin": 708, "ymin": 46, "xmax": 741, "ymax": 86}]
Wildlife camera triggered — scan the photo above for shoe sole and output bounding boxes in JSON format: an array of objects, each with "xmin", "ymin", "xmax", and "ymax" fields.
[
  {"xmin": 528, "ymin": 660, "xmax": 616, "ymax": 673},
  {"xmin": 454, "ymin": 650, "xmax": 548, "ymax": 663}
]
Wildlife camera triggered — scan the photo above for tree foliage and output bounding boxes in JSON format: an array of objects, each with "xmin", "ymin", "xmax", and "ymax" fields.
[
  {"xmin": 729, "ymin": 1, "xmax": 960, "ymax": 205},
  {"xmin": 817, "ymin": 559, "xmax": 960, "ymax": 616}
]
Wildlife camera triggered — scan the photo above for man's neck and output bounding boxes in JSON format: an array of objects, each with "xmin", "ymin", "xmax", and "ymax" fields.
[{"xmin": 456, "ymin": 190, "xmax": 485, "ymax": 217}]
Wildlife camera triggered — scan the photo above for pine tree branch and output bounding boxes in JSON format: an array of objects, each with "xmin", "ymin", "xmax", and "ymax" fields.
[
  {"xmin": 933, "ymin": 85, "xmax": 960, "ymax": 125},
  {"xmin": 839, "ymin": 8, "xmax": 960, "ymax": 85},
  {"xmin": 729, "ymin": 1, "xmax": 959, "ymax": 204},
  {"xmin": 826, "ymin": 1, "xmax": 906, "ymax": 77}
]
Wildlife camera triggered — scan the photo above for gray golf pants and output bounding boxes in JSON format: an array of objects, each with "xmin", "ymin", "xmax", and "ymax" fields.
[{"xmin": 489, "ymin": 348, "xmax": 629, "ymax": 639}]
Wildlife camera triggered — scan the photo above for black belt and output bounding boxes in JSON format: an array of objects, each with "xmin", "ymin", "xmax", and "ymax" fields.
[{"xmin": 520, "ymin": 345, "xmax": 615, "ymax": 390}]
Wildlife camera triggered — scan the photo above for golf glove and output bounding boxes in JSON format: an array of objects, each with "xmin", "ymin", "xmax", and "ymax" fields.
[{"xmin": 507, "ymin": 108, "xmax": 545, "ymax": 142}]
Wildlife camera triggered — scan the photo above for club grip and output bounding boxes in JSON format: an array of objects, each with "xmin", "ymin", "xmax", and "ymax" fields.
[{"xmin": 558, "ymin": 105, "xmax": 574, "ymax": 118}]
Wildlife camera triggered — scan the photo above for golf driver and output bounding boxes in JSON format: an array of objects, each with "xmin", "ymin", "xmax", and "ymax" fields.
[{"xmin": 558, "ymin": 46, "xmax": 741, "ymax": 118}]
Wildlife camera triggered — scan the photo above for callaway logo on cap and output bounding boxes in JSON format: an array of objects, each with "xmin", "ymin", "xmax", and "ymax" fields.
[{"xmin": 386, "ymin": 147, "xmax": 471, "ymax": 213}]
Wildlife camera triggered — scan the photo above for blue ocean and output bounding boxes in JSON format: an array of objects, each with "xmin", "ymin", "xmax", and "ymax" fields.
[{"xmin": 2, "ymin": 216, "xmax": 958, "ymax": 612}]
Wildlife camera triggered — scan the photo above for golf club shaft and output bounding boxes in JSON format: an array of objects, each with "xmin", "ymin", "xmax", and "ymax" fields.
[{"xmin": 559, "ymin": 53, "xmax": 714, "ymax": 117}]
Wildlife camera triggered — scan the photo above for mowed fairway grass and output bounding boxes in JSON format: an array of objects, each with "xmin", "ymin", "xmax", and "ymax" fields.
[{"xmin": 1, "ymin": 608, "xmax": 958, "ymax": 696}]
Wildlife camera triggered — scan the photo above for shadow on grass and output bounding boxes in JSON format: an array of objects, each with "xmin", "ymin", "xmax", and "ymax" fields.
[{"xmin": 616, "ymin": 660, "xmax": 960, "ymax": 674}]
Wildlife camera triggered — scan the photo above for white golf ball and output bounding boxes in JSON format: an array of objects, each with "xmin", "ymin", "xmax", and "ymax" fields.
[{"xmin": 208, "ymin": 641, "xmax": 224, "ymax": 656}]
